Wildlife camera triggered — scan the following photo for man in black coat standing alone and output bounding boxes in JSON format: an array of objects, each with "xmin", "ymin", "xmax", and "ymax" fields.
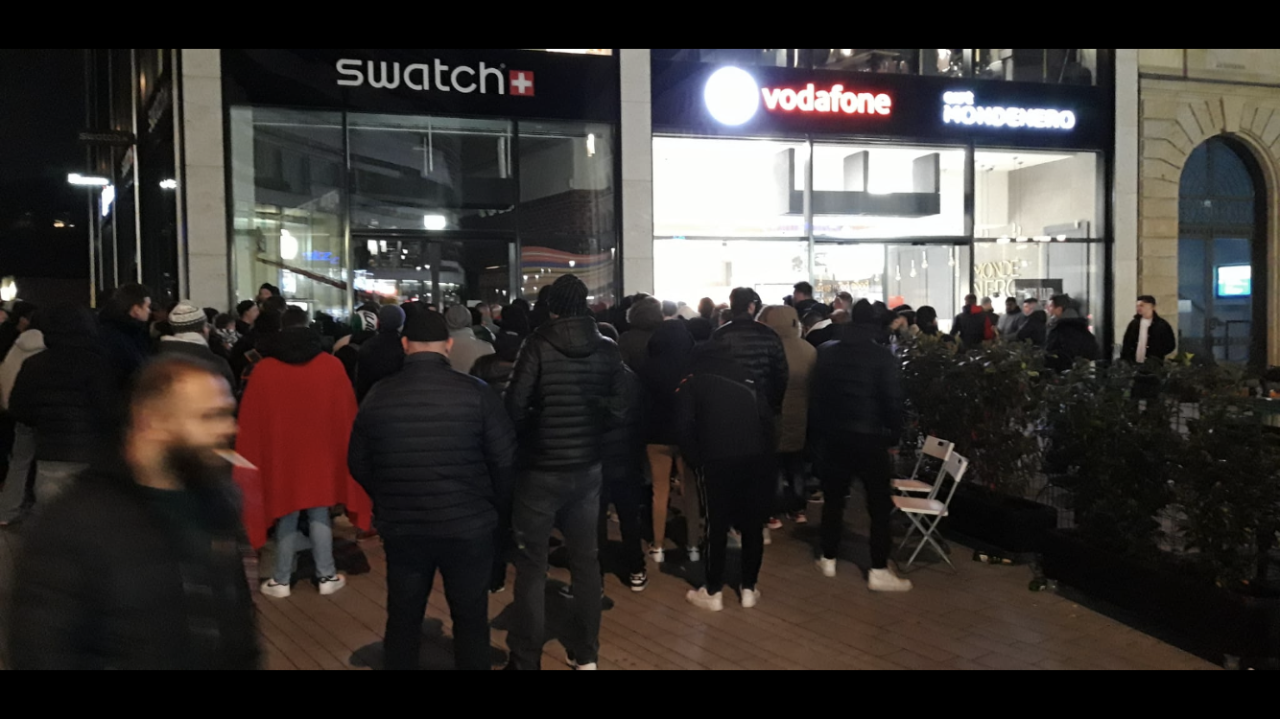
[
  {"xmin": 349, "ymin": 309, "xmax": 516, "ymax": 671},
  {"xmin": 9, "ymin": 356, "xmax": 259, "ymax": 669},
  {"xmin": 1120, "ymin": 295, "xmax": 1176, "ymax": 366},
  {"xmin": 504, "ymin": 274, "xmax": 627, "ymax": 671}
]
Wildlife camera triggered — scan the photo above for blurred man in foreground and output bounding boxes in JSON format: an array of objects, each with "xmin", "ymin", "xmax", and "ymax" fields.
[{"xmin": 8, "ymin": 357, "xmax": 260, "ymax": 669}]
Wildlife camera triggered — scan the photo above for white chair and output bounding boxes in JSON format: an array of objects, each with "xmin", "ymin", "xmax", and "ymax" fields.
[
  {"xmin": 892, "ymin": 436, "xmax": 954, "ymax": 497},
  {"xmin": 893, "ymin": 451, "xmax": 968, "ymax": 570}
]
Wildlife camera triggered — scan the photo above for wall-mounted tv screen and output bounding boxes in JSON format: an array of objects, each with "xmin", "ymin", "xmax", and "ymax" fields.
[{"xmin": 1216, "ymin": 264, "xmax": 1251, "ymax": 298}]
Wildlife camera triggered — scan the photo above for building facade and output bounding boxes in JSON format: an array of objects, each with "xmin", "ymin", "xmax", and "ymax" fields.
[
  {"xmin": 1114, "ymin": 49, "xmax": 1280, "ymax": 367},
  {"xmin": 88, "ymin": 48, "xmax": 1137, "ymax": 352}
]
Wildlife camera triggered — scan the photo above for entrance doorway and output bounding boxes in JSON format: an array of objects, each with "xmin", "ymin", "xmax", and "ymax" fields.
[
  {"xmin": 1177, "ymin": 137, "xmax": 1266, "ymax": 365},
  {"xmin": 352, "ymin": 234, "xmax": 515, "ymax": 308}
]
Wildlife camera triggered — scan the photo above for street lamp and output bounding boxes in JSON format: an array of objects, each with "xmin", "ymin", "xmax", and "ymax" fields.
[{"xmin": 67, "ymin": 173, "xmax": 110, "ymax": 186}]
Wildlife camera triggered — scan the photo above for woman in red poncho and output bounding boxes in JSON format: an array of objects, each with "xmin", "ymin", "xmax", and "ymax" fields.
[{"xmin": 235, "ymin": 311, "xmax": 371, "ymax": 599}]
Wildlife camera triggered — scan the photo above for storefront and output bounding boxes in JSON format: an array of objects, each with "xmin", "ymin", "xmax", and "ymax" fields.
[
  {"xmin": 649, "ymin": 52, "xmax": 1114, "ymax": 339},
  {"xmin": 220, "ymin": 49, "xmax": 620, "ymax": 320}
]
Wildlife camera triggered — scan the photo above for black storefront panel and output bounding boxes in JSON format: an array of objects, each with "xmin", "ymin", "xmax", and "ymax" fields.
[
  {"xmin": 222, "ymin": 49, "xmax": 619, "ymax": 122},
  {"xmin": 652, "ymin": 60, "xmax": 1112, "ymax": 150}
]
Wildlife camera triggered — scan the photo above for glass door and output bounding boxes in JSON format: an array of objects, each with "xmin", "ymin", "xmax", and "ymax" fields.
[
  {"xmin": 352, "ymin": 235, "xmax": 513, "ymax": 309},
  {"xmin": 1178, "ymin": 234, "xmax": 1251, "ymax": 363}
]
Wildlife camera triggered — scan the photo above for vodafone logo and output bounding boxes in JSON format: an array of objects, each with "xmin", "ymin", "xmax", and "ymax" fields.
[{"xmin": 704, "ymin": 67, "xmax": 892, "ymax": 125}]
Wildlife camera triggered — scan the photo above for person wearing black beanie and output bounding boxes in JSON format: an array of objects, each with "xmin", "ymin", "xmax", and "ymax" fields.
[{"xmin": 504, "ymin": 273, "xmax": 627, "ymax": 671}]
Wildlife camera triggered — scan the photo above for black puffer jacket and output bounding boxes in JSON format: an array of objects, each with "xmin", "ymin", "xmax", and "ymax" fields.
[
  {"xmin": 1045, "ymin": 315, "xmax": 1099, "ymax": 373},
  {"xmin": 809, "ymin": 322, "xmax": 904, "ymax": 446},
  {"xmin": 355, "ymin": 329, "xmax": 405, "ymax": 403},
  {"xmin": 505, "ymin": 316, "xmax": 627, "ymax": 471},
  {"xmin": 675, "ymin": 341, "xmax": 775, "ymax": 467},
  {"xmin": 8, "ymin": 305, "xmax": 118, "ymax": 463},
  {"xmin": 470, "ymin": 330, "xmax": 522, "ymax": 397},
  {"xmin": 602, "ymin": 364, "xmax": 646, "ymax": 483},
  {"xmin": 349, "ymin": 352, "xmax": 516, "ymax": 539},
  {"xmin": 8, "ymin": 463, "xmax": 260, "ymax": 669},
  {"xmin": 710, "ymin": 315, "xmax": 790, "ymax": 414},
  {"xmin": 638, "ymin": 320, "xmax": 694, "ymax": 446}
]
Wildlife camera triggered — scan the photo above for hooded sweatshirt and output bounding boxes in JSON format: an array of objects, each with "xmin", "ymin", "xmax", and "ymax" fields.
[
  {"xmin": 618, "ymin": 297, "xmax": 664, "ymax": 371},
  {"xmin": 0, "ymin": 329, "xmax": 45, "ymax": 411},
  {"xmin": 637, "ymin": 320, "xmax": 695, "ymax": 446},
  {"xmin": 760, "ymin": 306, "xmax": 817, "ymax": 453}
]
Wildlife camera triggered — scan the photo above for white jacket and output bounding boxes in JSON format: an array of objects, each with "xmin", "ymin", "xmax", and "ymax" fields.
[{"xmin": 0, "ymin": 329, "xmax": 45, "ymax": 411}]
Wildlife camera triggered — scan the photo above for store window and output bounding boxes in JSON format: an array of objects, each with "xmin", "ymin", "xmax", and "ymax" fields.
[
  {"xmin": 229, "ymin": 107, "xmax": 347, "ymax": 319},
  {"xmin": 517, "ymin": 121, "xmax": 617, "ymax": 306},
  {"xmin": 972, "ymin": 239, "xmax": 1105, "ymax": 337},
  {"xmin": 654, "ymin": 239, "xmax": 809, "ymax": 309},
  {"xmin": 349, "ymin": 114, "xmax": 516, "ymax": 233},
  {"xmin": 974, "ymin": 149, "xmax": 1101, "ymax": 240},
  {"xmin": 972, "ymin": 49, "xmax": 1098, "ymax": 85},
  {"xmin": 813, "ymin": 142, "xmax": 965, "ymax": 240}
]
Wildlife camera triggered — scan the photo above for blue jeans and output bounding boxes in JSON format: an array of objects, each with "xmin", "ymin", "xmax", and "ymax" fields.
[
  {"xmin": 0, "ymin": 423, "xmax": 35, "ymax": 523},
  {"xmin": 274, "ymin": 507, "xmax": 335, "ymax": 584}
]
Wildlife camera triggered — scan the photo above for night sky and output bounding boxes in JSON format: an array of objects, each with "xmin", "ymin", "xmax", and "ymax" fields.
[{"xmin": 0, "ymin": 49, "xmax": 89, "ymax": 284}]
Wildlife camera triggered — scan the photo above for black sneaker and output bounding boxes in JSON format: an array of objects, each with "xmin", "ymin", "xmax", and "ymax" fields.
[{"xmin": 628, "ymin": 571, "xmax": 648, "ymax": 592}]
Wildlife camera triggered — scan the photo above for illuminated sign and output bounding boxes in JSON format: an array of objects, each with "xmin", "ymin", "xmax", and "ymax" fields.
[
  {"xmin": 704, "ymin": 67, "xmax": 892, "ymax": 126},
  {"xmin": 336, "ymin": 58, "xmax": 532, "ymax": 96},
  {"xmin": 100, "ymin": 184, "xmax": 115, "ymax": 217},
  {"xmin": 942, "ymin": 91, "xmax": 1075, "ymax": 130}
]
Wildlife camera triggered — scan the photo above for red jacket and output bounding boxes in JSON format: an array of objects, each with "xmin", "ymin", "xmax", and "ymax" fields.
[{"xmin": 235, "ymin": 349, "xmax": 371, "ymax": 547}]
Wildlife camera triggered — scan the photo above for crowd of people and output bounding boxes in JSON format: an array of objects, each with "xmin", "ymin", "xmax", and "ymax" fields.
[{"xmin": 0, "ymin": 275, "xmax": 1175, "ymax": 670}]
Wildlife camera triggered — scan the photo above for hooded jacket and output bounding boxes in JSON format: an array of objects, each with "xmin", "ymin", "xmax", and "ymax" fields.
[
  {"xmin": 952, "ymin": 304, "xmax": 994, "ymax": 348},
  {"xmin": 355, "ymin": 328, "xmax": 405, "ymax": 403},
  {"xmin": 601, "ymin": 364, "xmax": 646, "ymax": 483},
  {"xmin": 617, "ymin": 297, "xmax": 664, "ymax": 371},
  {"xmin": 760, "ymin": 306, "xmax": 817, "ymax": 453},
  {"xmin": 637, "ymin": 320, "xmax": 695, "ymax": 446},
  {"xmin": 235, "ymin": 329, "xmax": 371, "ymax": 536},
  {"xmin": 505, "ymin": 316, "xmax": 628, "ymax": 471},
  {"xmin": 448, "ymin": 326, "xmax": 495, "ymax": 376},
  {"xmin": 675, "ymin": 341, "xmax": 775, "ymax": 467},
  {"xmin": 0, "ymin": 328, "xmax": 44, "ymax": 411},
  {"xmin": 1045, "ymin": 312, "xmax": 1099, "ymax": 373},
  {"xmin": 9, "ymin": 307, "xmax": 117, "ymax": 464},
  {"xmin": 711, "ymin": 313, "xmax": 790, "ymax": 415},
  {"xmin": 349, "ymin": 352, "xmax": 516, "ymax": 539},
  {"xmin": 1120, "ymin": 312, "xmax": 1176, "ymax": 365},
  {"xmin": 809, "ymin": 322, "xmax": 904, "ymax": 448}
]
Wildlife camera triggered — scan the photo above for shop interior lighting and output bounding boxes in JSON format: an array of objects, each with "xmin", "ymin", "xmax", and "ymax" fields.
[
  {"xmin": 568, "ymin": 260, "xmax": 576, "ymax": 268},
  {"xmin": 423, "ymin": 214, "xmax": 447, "ymax": 230},
  {"xmin": 367, "ymin": 240, "xmax": 379, "ymax": 254},
  {"xmin": 100, "ymin": 185, "xmax": 115, "ymax": 217},
  {"xmin": 920, "ymin": 251, "xmax": 928, "ymax": 269},
  {"xmin": 0, "ymin": 277, "xmax": 17, "ymax": 302},
  {"xmin": 67, "ymin": 173, "xmax": 110, "ymax": 186},
  {"xmin": 910, "ymin": 260, "xmax": 917, "ymax": 278},
  {"xmin": 159, "ymin": 179, "xmax": 178, "ymax": 190},
  {"xmin": 586, "ymin": 133, "xmax": 595, "ymax": 157},
  {"xmin": 279, "ymin": 229, "xmax": 298, "ymax": 260}
]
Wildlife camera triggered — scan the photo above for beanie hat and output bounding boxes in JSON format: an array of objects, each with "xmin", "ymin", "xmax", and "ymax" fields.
[
  {"xmin": 403, "ymin": 309, "xmax": 450, "ymax": 343},
  {"xmin": 377, "ymin": 304, "xmax": 405, "ymax": 332},
  {"xmin": 545, "ymin": 274, "xmax": 589, "ymax": 318},
  {"xmin": 849, "ymin": 299, "xmax": 876, "ymax": 325},
  {"xmin": 169, "ymin": 301, "xmax": 207, "ymax": 333},
  {"xmin": 444, "ymin": 304, "xmax": 472, "ymax": 331}
]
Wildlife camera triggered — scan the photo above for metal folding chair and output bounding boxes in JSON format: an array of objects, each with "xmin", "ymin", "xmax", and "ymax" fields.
[
  {"xmin": 892, "ymin": 452, "xmax": 968, "ymax": 570},
  {"xmin": 893, "ymin": 436, "xmax": 954, "ymax": 496}
]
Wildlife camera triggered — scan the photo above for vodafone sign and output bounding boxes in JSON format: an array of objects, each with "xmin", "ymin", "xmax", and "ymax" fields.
[{"xmin": 704, "ymin": 66, "xmax": 892, "ymax": 126}]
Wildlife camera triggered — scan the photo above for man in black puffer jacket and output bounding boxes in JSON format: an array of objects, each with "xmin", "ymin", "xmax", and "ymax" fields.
[
  {"xmin": 809, "ymin": 300, "xmax": 912, "ymax": 592},
  {"xmin": 9, "ymin": 304, "xmax": 118, "ymax": 510},
  {"xmin": 710, "ymin": 287, "xmax": 789, "ymax": 420},
  {"xmin": 504, "ymin": 274, "xmax": 627, "ymax": 671},
  {"xmin": 349, "ymin": 309, "xmax": 516, "ymax": 671}
]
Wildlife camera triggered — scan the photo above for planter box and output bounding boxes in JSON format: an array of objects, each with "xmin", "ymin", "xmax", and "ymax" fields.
[
  {"xmin": 943, "ymin": 483, "xmax": 1057, "ymax": 554},
  {"xmin": 1041, "ymin": 529, "xmax": 1280, "ymax": 666}
]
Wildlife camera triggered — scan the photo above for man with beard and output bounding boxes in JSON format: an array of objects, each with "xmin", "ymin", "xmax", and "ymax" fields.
[{"xmin": 8, "ymin": 357, "xmax": 260, "ymax": 669}]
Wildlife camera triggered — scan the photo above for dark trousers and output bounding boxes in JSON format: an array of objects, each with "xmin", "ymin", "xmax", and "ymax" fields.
[
  {"xmin": 776, "ymin": 450, "xmax": 808, "ymax": 514},
  {"xmin": 599, "ymin": 471, "xmax": 645, "ymax": 576},
  {"xmin": 701, "ymin": 455, "xmax": 774, "ymax": 595},
  {"xmin": 383, "ymin": 532, "xmax": 495, "ymax": 671},
  {"xmin": 509, "ymin": 465, "xmax": 603, "ymax": 670},
  {"xmin": 491, "ymin": 505, "xmax": 512, "ymax": 590},
  {"xmin": 819, "ymin": 435, "xmax": 893, "ymax": 569}
]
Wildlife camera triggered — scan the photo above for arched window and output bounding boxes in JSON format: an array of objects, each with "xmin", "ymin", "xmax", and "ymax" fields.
[{"xmin": 1177, "ymin": 137, "xmax": 1266, "ymax": 365}]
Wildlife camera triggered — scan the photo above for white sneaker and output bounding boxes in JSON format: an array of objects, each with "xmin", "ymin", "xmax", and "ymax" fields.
[
  {"xmin": 687, "ymin": 546, "xmax": 701, "ymax": 562},
  {"xmin": 727, "ymin": 530, "xmax": 742, "ymax": 549},
  {"xmin": 572, "ymin": 662, "xmax": 598, "ymax": 671},
  {"xmin": 763, "ymin": 527, "xmax": 772, "ymax": 546},
  {"xmin": 741, "ymin": 587, "xmax": 761, "ymax": 609},
  {"xmin": 817, "ymin": 557, "xmax": 837, "ymax": 578},
  {"xmin": 260, "ymin": 579, "xmax": 291, "ymax": 598},
  {"xmin": 868, "ymin": 568, "xmax": 913, "ymax": 593},
  {"xmin": 318, "ymin": 574, "xmax": 347, "ymax": 596},
  {"xmin": 647, "ymin": 546, "xmax": 665, "ymax": 564},
  {"xmin": 685, "ymin": 587, "xmax": 724, "ymax": 612}
]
